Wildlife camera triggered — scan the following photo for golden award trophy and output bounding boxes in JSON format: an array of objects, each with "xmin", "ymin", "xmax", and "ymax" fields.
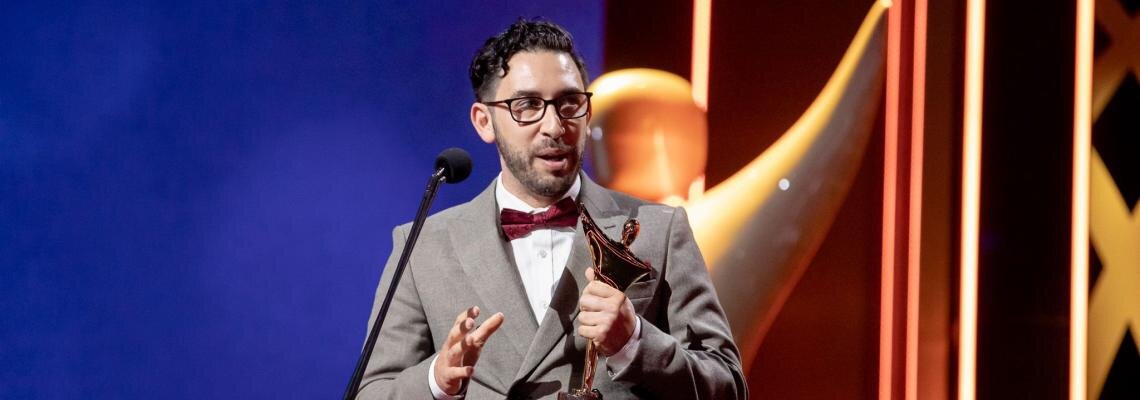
[{"xmin": 559, "ymin": 204, "xmax": 654, "ymax": 400}]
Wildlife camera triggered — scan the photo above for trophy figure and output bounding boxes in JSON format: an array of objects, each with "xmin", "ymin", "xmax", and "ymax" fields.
[{"xmin": 559, "ymin": 204, "xmax": 654, "ymax": 400}]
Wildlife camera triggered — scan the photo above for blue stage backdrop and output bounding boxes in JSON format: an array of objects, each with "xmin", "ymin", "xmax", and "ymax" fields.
[{"xmin": 0, "ymin": 2, "xmax": 602, "ymax": 398}]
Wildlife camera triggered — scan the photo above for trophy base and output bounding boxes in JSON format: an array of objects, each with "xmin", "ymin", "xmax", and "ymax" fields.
[{"xmin": 557, "ymin": 388, "xmax": 602, "ymax": 400}]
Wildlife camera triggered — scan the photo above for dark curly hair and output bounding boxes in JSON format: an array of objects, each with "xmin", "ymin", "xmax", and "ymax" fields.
[{"xmin": 468, "ymin": 18, "xmax": 589, "ymax": 101}]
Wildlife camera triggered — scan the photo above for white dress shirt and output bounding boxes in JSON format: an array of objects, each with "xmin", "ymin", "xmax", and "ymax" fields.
[
  {"xmin": 495, "ymin": 175, "xmax": 581, "ymax": 323},
  {"xmin": 428, "ymin": 175, "xmax": 641, "ymax": 399}
]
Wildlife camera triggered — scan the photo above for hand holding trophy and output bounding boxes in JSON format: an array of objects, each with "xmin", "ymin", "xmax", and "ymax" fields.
[{"xmin": 559, "ymin": 204, "xmax": 654, "ymax": 400}]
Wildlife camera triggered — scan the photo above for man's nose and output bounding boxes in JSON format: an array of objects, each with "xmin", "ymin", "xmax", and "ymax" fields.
[{"xmin": 538, "ymin": 103, "xmax": 566, "ymax": 138}]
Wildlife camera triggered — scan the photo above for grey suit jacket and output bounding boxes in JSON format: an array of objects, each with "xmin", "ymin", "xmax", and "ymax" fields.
[{"xmin": 357, "ymin": 175, "xmax": 747, "ymax": 399}]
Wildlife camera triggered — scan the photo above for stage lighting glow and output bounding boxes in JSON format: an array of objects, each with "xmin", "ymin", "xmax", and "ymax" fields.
[
  {"xmin": 1070, "ymin": 0, "xmax": 1092, "ymax": 399},
  {"xmin": 960, "ymin": 0, "xmax": 985, "ymax": 399},
  {"xmin": 691, "ymin": 0, "xmax": 712, "ymax": 110}
]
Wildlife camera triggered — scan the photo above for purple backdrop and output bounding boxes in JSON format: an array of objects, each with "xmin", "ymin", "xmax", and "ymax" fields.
[{"xmin": 0, "ymin": 1, "xmax": 602, "ymax": 398}]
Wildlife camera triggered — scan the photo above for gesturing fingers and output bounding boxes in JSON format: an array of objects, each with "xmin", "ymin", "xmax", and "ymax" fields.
[
  {"xmin": 470, "ymin": 312, "xmax": 505, "ymax": 347},
  {"xmin": 437, "ymin": 306, "xmax": 498, "ymax": 395},
  {"xmin": 461, "ymin": 312, "xmax": 505, "ymax": 367},
  {"xmin": 446, "ymin": 307, "xmax": 478, "ymax": 348},
  {"xmin": 444, "ymin": 307, "xmax": 479, "ymax": 367}
]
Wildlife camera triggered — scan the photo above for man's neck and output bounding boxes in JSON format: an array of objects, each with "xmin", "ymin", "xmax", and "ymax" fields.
[
  {"xmin": 501, "ymin": 179, "xmax": 562, "ymax": 209},
  {"xmin": 497, "ymin": 172, "xmax": 580, "ymax": 209}
]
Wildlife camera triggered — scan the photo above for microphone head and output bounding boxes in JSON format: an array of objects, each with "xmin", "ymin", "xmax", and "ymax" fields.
[{"xmin": 435, "ymin": 147, "xmax": 472, "ymax": 184}]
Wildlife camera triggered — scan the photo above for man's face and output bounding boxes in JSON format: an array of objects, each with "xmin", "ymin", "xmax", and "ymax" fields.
[{"xmin": 472, "ymin": 51, "xmax": 588, "ymax": 201}]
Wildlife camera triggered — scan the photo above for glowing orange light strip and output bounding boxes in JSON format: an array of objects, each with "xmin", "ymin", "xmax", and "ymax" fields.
[
  {"xmin": 691, "ymin": 0, "xmax": 712, "ymax": 110},
  {"xmin": 881, "ymin": 2, "xmax": 903, "ymax": 399},
  {"xmin": 1070, "ymin": 0, "xmax": 1092, "ymax": 398},
  {"xmin": 905, "ymin": 1, "xmax": 928, "ymax": 399},
  {"xmin": 960, "ymin": 0, "xmax": 985, "ymax": 399}
]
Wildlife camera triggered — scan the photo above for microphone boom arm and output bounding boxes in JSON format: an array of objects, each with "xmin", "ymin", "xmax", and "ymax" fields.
[{"xmin": 342, "ymin": 166, "xmax": 449, "ymax": 399}]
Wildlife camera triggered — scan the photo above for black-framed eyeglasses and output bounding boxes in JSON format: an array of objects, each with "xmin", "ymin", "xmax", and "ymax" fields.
[{"xmin": 481, "ymin": 92, "xmax": 593, "ymax": 123}]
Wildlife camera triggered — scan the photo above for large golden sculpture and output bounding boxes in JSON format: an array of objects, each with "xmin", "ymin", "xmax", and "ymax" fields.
[
  {"xmin": 587, "ymin": 2, "xmax": 888, "ymax": 371},
  {"xmin": 588, "ymin": 69, "xmax": 707, "ymax": 206}
]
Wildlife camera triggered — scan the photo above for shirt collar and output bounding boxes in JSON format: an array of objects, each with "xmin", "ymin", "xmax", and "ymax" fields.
[{"xmin": 495, "ymin": 173, "xmax": 582, "ymax": 213}]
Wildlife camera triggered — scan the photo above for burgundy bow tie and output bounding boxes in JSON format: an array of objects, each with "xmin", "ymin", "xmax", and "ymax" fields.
[{"xmin": 500, "ymin": 197, "xmax": 580, "ymax": 240}]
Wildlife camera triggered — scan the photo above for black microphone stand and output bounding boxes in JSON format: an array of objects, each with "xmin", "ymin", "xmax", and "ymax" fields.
[{"xmin": 342, "ymin": 166, "xmax": 449, "ymax": 400}]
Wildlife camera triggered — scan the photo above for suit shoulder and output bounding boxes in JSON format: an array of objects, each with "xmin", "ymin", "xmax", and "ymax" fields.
[
  {"xmin": 602, "ymin": 188, "xmax": 680, "ymax": 218},
  {"xmin": 392, "ymin": 196, "xmax": 483, "ymax": 234}
]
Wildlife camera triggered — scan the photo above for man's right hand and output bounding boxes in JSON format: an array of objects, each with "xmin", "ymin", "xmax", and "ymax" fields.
[{"xmin": 433, "ymin": 306, "xmax": 505, "ymax": 395}]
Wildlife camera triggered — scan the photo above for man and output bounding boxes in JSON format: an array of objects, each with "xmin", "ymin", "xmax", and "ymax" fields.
[{"xmin": 357, "ymin": 19, "xmax": 747, "ymax": 399}]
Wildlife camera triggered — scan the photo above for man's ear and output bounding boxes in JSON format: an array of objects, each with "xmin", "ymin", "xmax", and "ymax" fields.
[{"xmin": 471, "ymin": 103, "xmax": 495, "ymax": 144}]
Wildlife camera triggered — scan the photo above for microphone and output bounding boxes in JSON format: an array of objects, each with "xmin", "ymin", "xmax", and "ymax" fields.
[
  {"xmin": 343, "ymin": 148, "xmax": 473, "ymax": 400},
  {"xmin": 435, "ymin": 147, "xmax": 472, "ymax": 184}
]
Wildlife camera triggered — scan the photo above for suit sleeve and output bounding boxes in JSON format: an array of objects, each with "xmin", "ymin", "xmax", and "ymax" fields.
[
  {"xmin": 355, "ymin": 225, "xmax": 436, "ymax": 399},
  {"xmin": 613, "ymin": 207, "xmax": 749, "ymax": 399}
]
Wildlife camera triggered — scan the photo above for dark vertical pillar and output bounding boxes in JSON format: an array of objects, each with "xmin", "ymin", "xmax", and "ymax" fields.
[
  {"xmin": 705, "ymin": 0, "xmax": 872, "ymax": 186},
  {"xmin": 601, "ymin": 0, "xmax": 692, "ymax": 76},
  {"xmin": 702, "ymin": 2, "xmax": 886, "ymax": 397},
  {"xmin": 917, "ymin": 0, "xmax": 962, "ymax": 398},
  {"xmin": 976, "ymin": 0, "xmax": 1075, "ymax": 398}
]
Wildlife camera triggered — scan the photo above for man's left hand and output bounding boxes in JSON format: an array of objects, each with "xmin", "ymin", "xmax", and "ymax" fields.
[{"xmin": 577, "ymin": 267, "xmax": 637, "ymax": 356}]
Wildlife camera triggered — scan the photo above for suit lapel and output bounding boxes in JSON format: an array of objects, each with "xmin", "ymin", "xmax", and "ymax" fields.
[
  {"xmin": 514, "ymin": 176, "xmax": 630, "ymax": 382},
  {"xmin": 450, "ymin": 182, "xmax": 536, "ymax": 390}
]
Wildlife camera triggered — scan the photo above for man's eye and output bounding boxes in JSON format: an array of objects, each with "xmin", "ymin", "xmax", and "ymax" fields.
[
  {"xmin": 515, "ymin": 98, "xmax": 544, "ymax": 109},
  {"xmin": 559, "ymin": 98, "xmax": 583, "ymax": 107}
]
